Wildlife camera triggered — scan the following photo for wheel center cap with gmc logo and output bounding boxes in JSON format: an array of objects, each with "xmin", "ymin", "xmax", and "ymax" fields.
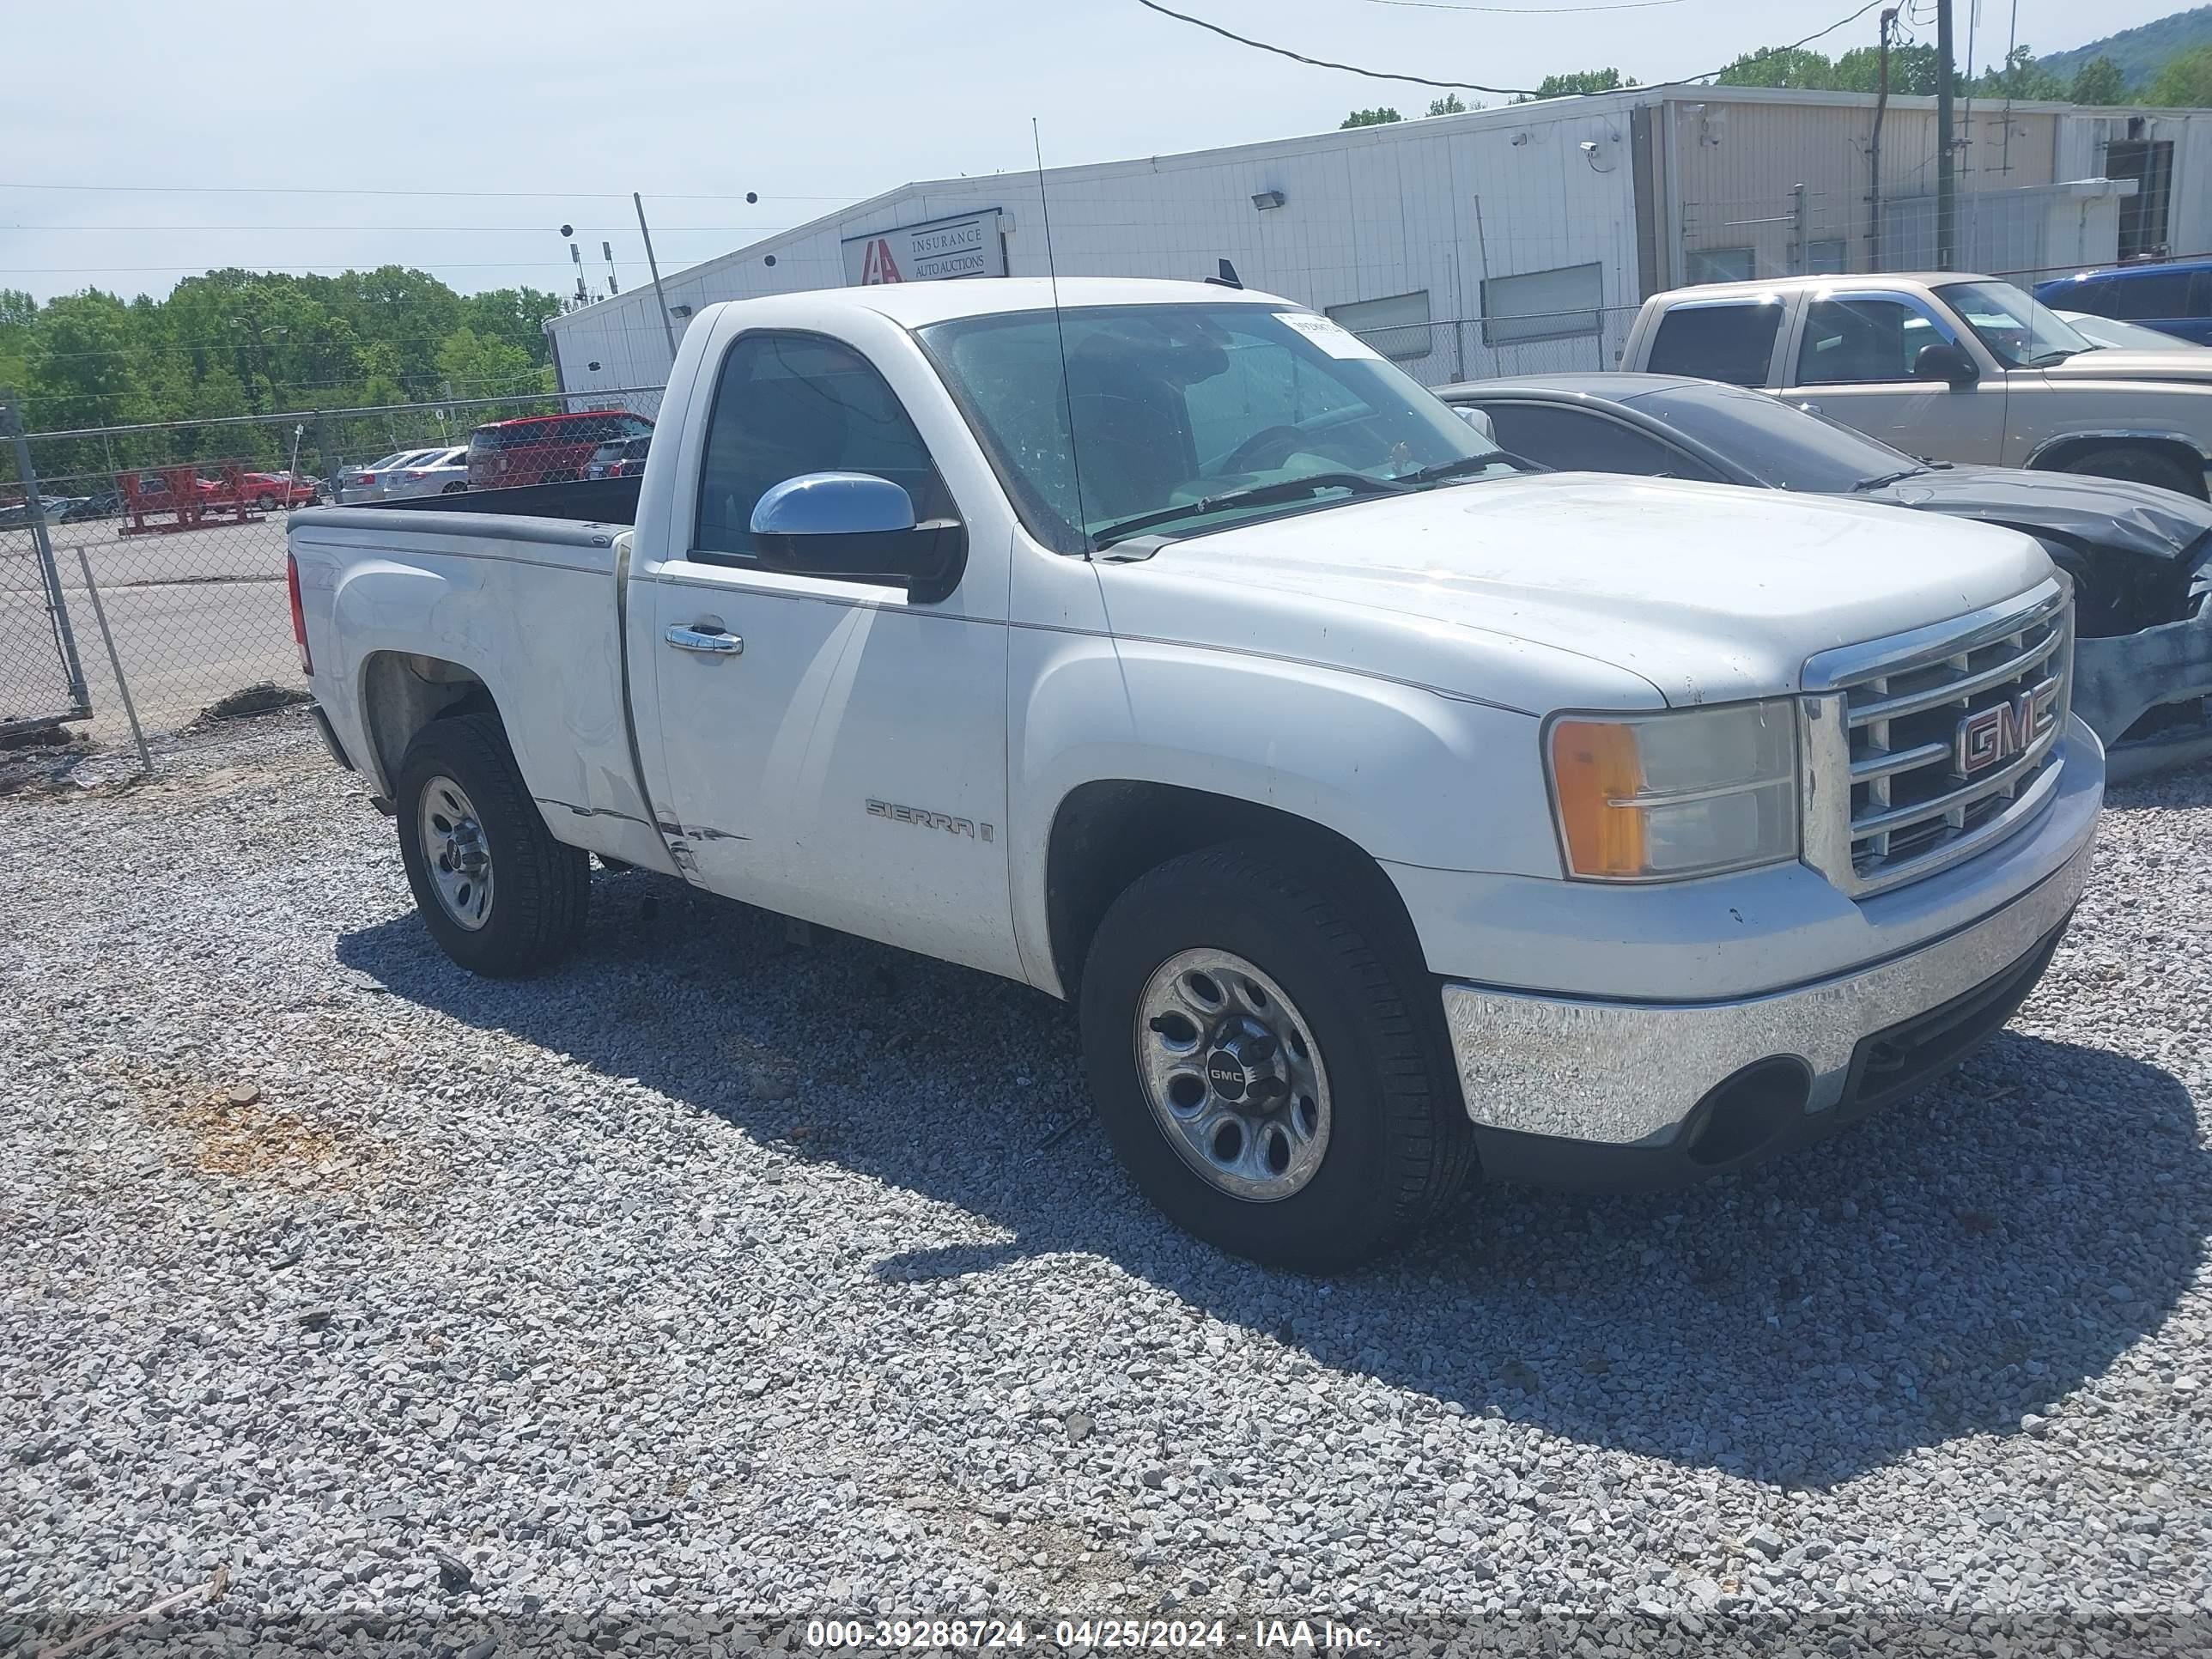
[{"xmin": 1206, "ymin": 1049, "xmax": 1250, "ymax": 1101}]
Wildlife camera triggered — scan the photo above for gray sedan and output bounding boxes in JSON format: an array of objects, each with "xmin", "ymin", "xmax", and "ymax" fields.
[{"xmin": 1440, "ymin": 372, "xmax": 2212, "ymax": 778}]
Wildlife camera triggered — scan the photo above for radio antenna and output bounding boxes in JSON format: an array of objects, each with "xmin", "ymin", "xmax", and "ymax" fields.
[{"xmin": 1032, "ymin": 118, "xmax": 1091, "ymax": 555}]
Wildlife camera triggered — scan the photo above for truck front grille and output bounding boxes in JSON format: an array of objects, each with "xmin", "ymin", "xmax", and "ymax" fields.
[{"xmin": 1802, "ymin": 580, "xmax": 2073, "ymax": 898}]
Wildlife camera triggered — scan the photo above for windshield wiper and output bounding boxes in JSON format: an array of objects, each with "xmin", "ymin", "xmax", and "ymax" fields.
[
  {"xmin": 1090, "ymin": 471, "xmax": 1407, "ymax": 548},
  {"xmin": 1850, "ymin": 466, "xmax": 1930, "ymax": 492},
  {"xmin": 2028, "ymin": 349, "xmax": 2081, "ymax": 367},
  {"xmin": 1392, "ymin": 451, "xmax": 1540, "ymax": 487}
]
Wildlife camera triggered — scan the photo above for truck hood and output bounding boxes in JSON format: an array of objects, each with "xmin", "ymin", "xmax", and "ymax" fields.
[
  {"xmin": 1869, "ymin": 464, "xmax": 2212, "ymax": 562},
  {"xmin": 2040, "ymin": 349, "xmax": 2212, "ymax": 386},
  {"xmin": 1098, "ymin": 474, "xmax": 2052, "ymax": 709}
]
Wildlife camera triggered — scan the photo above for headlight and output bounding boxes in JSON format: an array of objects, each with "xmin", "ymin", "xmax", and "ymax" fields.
[{"xmin": 1547, "ymin": 700, "xmax": 1799, "ymax": 881}]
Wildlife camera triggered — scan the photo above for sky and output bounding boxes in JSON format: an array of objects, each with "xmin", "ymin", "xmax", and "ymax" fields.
[{"xmin": 0, "ymin": 0, "xmax": 2189, "ymax": 303}]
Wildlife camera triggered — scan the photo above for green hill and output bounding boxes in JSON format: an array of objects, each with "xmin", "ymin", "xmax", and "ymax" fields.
[{"xmin": 2040, "ymin": 6, "xmax": 2212, "ymax": 88}]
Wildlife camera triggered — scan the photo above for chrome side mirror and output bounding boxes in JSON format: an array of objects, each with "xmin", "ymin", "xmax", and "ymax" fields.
[
  {"xmin": 1453, "ymin": 404, "xmax": 1498, "ymax": 442},
  {"xmin": 749, "ymin": 471, "xmax": 917, "ymax": 537}
]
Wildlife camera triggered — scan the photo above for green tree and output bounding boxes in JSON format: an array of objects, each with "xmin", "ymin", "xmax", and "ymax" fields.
[
  {"xmin": 2144, "ymin": 45, "xmax": 2212, "ymax": 106},
  {"xmin": 2069, "ymin": 55, "xmax": 2130, "ymax": 104},
  {"xmin": 1973, "ymin": 45, "xmax": 2066, "ymax": 100},
  {"xmin": 1828, "ymin": 43, "xmax": 1942, "ymax": 94},
  {"xmin": 1425, "ymin": 94, "xmax": 1476, "ymax": 115},
  {"xmin": 1515, "ymin": 68, "xmax": 1634, "ymax": 103},
  {"xmin": 434, "ymin": 327, "xmax": 549, "ymax": 403},
  {"xmin": 1340, "ymin": 106, "xmax": 1403, "ymax": 127},
  {"xmin": 1715, "ymin": 47, "xmax": 1838, "ymax": 89}
]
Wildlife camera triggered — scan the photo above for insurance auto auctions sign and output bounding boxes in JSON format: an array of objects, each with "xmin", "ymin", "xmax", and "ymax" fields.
[{"xmin": 841, "ymin": 210, "xmax": 1006, "ymax": 284}]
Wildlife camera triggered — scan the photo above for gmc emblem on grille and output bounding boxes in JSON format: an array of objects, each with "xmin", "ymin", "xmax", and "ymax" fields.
[{"xmin": 1954, "ymin": 676, "xmax": 2060, "ymax": 775}]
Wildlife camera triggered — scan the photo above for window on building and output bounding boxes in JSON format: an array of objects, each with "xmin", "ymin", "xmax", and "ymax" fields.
[
  {"xmin": 1324, "ymin": 291, "xmax": 1433, "ymax": 361},
  {"xmin": 1481, "ymin": 263, "xmax": 1604, "ymax": 345},
  {"xmin": 1644, "ymin": 301, "xmax": 1783, "ymax": 386},
  {"xmin": 1805, "ymin": 239, "xmax": 1849, "ymax": 276},
  {"xmin": 1686, "ymin": 247, "xmax": 1755, "ymax": 285}
]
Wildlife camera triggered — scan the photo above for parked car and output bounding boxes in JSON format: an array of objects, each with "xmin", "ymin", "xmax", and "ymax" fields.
[
  {"xmin": 2053, "ymin": 310, "xmax": 2206, "ymax": 353},
  {"xmin": 0, "ymin": 496, "xmax": 84, "ymax": 529},
  {"xmin": 205, "ymin": 470, "xmax": 318, "ymax": 511},
  {"xmin": 337, "ymin": 449, "xmax": 445, "ymax": 506},
  {"xmin": 584, "ymin": 434, "xmax": 652, "ymax": 479},
  {"xmin": 1624, "ymin": 273, "xmax": 2212, "ymax": 497},
  {"xmin": 372, "ymin": 446, "xmax": 469, "ymax": 501},
  {"xmin": 59, "ymin": 490, "xmax": 125, "ymax": 522},
  {"xmin": 467, "ymin": 410, "xmax": 653, "ymax": 490},
  {"xmin": 2036, "ymin": 258, "xmax": 2212, "ymax": 345},
  {"xmin": 291, "ymin": 278, "xmax": 2102, "ymax": 1269},
  {"xmin": 1438, "ymin": 373, "xmax": 2212, "ymax": 778}
]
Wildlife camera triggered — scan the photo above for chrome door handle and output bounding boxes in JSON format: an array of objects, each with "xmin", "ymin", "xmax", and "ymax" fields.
[{"xmin": 665, "ymin": 623, "xmax": 742, "ymax": 655}]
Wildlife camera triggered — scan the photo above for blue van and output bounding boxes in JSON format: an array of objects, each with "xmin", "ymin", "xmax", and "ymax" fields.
[{"xmin": 2036, "ymin": 258, "xmax": 2212, "ymax": 345}]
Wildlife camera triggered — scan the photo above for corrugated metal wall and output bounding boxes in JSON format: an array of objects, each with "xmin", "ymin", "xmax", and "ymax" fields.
[{"xmin": 548, "ymin": 100, "xmax": 1648, "ymax": 395}]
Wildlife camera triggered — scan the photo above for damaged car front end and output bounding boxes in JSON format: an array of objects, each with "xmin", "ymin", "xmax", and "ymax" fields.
[{"xmin": 1436, "ymin": 373, "xmax": 2212, "ymax": 780}]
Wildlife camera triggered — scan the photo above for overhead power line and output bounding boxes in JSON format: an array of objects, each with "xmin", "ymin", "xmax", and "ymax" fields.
[
  {"xmin": 1, "ymin": 223, "xmax": 797, "ymax": 234},
  {"xmin": 1133, "ymin": 0, "xmax": 1894, "ymax": 96}
]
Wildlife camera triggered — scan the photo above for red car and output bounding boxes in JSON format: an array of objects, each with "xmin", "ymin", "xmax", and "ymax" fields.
[
  {"xmin": 235, "ymin": 471, "xmax": 318, "ymax": 510},
  {"xmin": 466, "ymin": 410, "xmax": 654, "ymax": 490}
]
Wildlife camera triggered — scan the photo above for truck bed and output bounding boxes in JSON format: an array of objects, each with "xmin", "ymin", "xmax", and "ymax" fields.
[{"xmin": 346, "ymin": 474, "xmax": 641, "ymax": 525}]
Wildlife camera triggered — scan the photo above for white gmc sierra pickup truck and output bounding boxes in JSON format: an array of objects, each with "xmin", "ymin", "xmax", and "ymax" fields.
[{"xmin": 289, "ymin": 278, "xmax": 2104, "ymax": 1269}]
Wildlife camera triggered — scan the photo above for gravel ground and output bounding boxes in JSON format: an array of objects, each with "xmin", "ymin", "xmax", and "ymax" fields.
[{"xmin": 3, "ymin": 714, "xmax": 2209, "ymax": 1655}]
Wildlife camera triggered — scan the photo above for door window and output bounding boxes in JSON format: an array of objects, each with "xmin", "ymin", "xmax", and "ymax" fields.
[
  {"xmin": 2105, "ymin": 270, "xmax": 2191, "ymax": 320},
  {"xmin": 694, "ymin": 331, "xmax": 953, "ymax": 562},
  {"xmin": 1478, "ymin": 403, "xmax": 1717, "ymax": 479},
  {"xmin": 1644, "ymin": 301, "xmax": 1781, "ymax": 386},
  {"xmin": 1796, "ymin": 297, "xmax": 1953, "ymax": 385}
]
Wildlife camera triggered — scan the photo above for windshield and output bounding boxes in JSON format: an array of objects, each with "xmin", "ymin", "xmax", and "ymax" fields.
[
  {"xmin": 916, "ymin": 303, "xmax": 1511, "ymax": 551},
  {"xmin": 1935, "ymin": 280, "xmax": 2094, "ymax": 368},
  {"xmin": 2057, "ymin": 310, "xmax": 2199, "ymax": 352},
  {"xmin": 1625, "ymin": 382, "xmax": 1925, "ymax": 493}
]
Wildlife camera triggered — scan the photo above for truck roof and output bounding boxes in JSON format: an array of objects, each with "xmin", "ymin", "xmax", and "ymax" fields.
[
  {"xmin": 732, "ymin": 276, "xmax": 1295, "ymax": 329},
  {"xmin": 1649, "ymin": 272, "xmax": 1996, "ymax": 303}
]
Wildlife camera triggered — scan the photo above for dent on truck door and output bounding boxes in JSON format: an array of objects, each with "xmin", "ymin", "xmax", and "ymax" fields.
[{"xmin": 644, "ymin": 329, "xmax": 1017, "ymax": 976}]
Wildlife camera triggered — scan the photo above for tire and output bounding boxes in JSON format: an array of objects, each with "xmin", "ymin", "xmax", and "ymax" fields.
[
  {"xmin": 1078, "ymin": 842, "xmax": 1475, "ymax": 1271},
  {"xmin": 394, "ymin": 710, "xmax": 589, "ymax": 976},
  {"xmin": 254, "ymin": 493, "xmax": 277, "ymax": 512},
  {"xmin": 2060, "ymin": 444, "xmax": 2206, "ymax": 500}
]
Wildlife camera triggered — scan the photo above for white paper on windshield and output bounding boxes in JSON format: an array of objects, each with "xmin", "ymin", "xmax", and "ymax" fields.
[{"xmin": 1278, "ymin": 313, "xmax": 1384, "ymax": 361}]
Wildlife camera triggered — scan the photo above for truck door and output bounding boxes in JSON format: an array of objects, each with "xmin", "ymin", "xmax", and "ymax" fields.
[
  {"xmin": 1783, "ymin": 291, "xmax": 2008, "ymax": 464},
  {"xmin": 638, "ymin": 327, "xmax": 1018, "ymax": 979}
]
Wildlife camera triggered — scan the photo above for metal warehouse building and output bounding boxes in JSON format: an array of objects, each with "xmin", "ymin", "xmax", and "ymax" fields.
[{"xmin": 547, "ymin": 84, "xmax": 2212, "ymax": 396}]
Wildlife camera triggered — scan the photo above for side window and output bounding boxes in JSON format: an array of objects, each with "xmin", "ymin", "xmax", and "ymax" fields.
[
  {"xmin": 695, "ymin": 331, "xmax": 953, "ymax": 561},
  {"xmin": 1796, "ymin": 298, "xmax": 1951, "ymax": 385},
  {"xmin": 1644, "ymin": 302, "xmax": 1781, "ymax": 386},
  {"xmin": 2108, "ymin": 271, "xmax": 2190, "ymax": 320},
  {"xmin": 619, "ymin": 416, "xmax": 654, "ymax": 437},
  {"xmin": 1481, "ymin": 403, "xmax": 1718, "ymax": 479}
]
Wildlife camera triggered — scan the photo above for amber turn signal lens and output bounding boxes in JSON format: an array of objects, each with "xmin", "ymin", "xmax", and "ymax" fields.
[{"xmin": 1550, "ymin": 719, "xmax": 1647, "ymax": 878}]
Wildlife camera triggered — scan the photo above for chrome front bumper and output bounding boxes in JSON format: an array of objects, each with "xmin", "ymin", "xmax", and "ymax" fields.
[{"xmin": 1441, "ymin": 831, "xmax": 2094, "ymax": 1156}]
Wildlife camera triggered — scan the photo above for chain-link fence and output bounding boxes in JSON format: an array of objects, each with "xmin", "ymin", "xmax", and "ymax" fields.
[
  {"xmin": 1676, "ymin": 181, "xmax": 2170, "ymax": 291},
  {"xmin": 0, "ymin": 386, "xmax": 663, "ymax": 770},
  {"xmin": 1351, "ymin": 307, "xmax": 1645, "ymax": 389}
]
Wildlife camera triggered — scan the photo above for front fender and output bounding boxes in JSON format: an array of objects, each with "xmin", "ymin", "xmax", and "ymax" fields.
[{"xmin": 1007, "ymin": 633, "xmax": 1559, "ymax": 994}]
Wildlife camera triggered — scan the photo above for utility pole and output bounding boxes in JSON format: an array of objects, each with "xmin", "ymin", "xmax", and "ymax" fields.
[
  {"xmin": 634, "ymin": 192, "xmax": 680, "ymax": 367},
  {"xmin": 1936, "ymin": 0, "xmax": 1957, "ymax": 270},
  {"xmin": 1869, "ymin": 8, "xmax": 1897, "ymax": 270}
]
